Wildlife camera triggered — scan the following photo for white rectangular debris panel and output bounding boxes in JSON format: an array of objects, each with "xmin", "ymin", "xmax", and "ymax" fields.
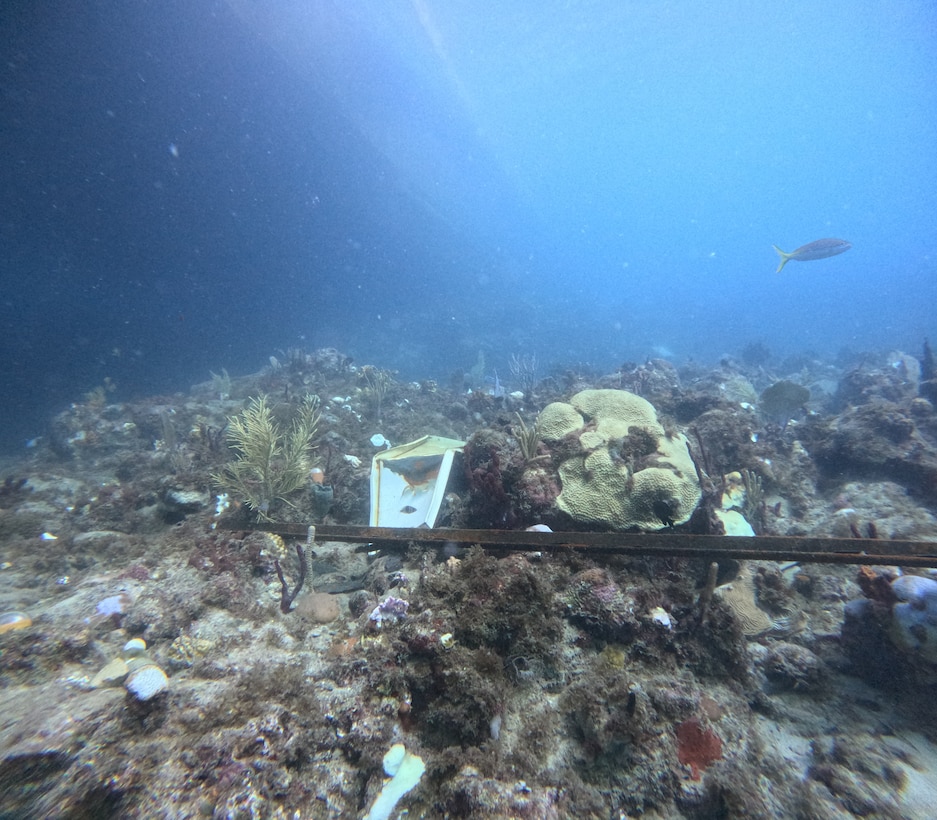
[{"xmin": 369, "ymin": 435, "xmax": 465, "ymax": 528}]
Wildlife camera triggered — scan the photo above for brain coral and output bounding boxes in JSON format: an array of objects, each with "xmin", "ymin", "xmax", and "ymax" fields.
[
  {"xmin": 538, "ymin": 401, "xmax": 585, "ymax": 440},
  {"xmin": 547, "ymin": 389, "xmax": 700, "ymax": 530}
]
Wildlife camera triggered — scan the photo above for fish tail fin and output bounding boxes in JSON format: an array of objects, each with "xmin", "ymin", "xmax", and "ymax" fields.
[{"xmin": 773, "ymin": 245, "xmax": 791, "ymax": 274}]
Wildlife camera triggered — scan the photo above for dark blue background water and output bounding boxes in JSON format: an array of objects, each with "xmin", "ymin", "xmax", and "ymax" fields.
[{"xmin": 2, "ymin": 1, "xmax": 936, "ymax": 453}]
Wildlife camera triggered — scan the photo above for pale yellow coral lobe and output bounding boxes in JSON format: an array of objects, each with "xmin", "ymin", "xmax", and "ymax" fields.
[{"xmin": 548, "ymin": 389, "xmax": 701, "ymax": 530}]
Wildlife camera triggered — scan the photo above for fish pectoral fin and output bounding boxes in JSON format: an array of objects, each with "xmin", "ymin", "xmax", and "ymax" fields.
[{"xmin": 772, "ymin": 245, "xmax": 791, "ymax": 274}]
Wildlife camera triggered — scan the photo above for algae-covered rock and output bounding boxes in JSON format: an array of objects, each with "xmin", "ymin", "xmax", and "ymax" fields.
[
  {"xmin": 549, "ymin": 389, "xmax": 700, "ymax": 530},
  {"xmin": 759, "ymin": 379, "xmax": 810, "ymax": 426}
]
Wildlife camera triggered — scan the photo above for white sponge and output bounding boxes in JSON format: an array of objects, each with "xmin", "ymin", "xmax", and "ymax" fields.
[{"xmin": 363, "ymin": 743, "xmax": 426, "ymax": 820}]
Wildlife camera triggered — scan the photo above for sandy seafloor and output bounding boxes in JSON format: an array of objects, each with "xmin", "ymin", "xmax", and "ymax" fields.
[{"xmin": 2, "ymin": 345, "xmax": 937, "ymax": 819}]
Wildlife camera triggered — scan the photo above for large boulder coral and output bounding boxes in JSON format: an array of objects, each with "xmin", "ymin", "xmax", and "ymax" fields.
[
  {"xmin": 842, "ymin": 568, "xmax": 937, "ymax": 687},
  {"xmin": 890, "ymin": 574, "xmax": 937, "ymax": 664},
  {"xmin": 805, "ymin": 399, "xmax": 937, "ymax": 502},
  {"xmin": 541, "ymin": 389, "xmax": 701, "ymax": 530}
]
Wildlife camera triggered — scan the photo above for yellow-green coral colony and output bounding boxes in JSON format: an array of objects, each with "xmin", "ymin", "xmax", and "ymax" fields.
[
  {"xmin": 258, "ymin": 532, "xmax": 288, "ymax": 561},
  {"xmin": 167, "ymin": 635, "xmax": 214, "ymax": 668},
  {"xmin": 540, "ymin": 389, "xmax": 701, "ymax": 530}
]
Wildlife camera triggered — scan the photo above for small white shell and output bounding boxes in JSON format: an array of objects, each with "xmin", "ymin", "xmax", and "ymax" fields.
[
  {"xmin": 123, "ymin": 638, "xmax": 148, "ymax": 656},
  {"xmin": 125, "ymin": 663, "xmax": 169, "ymax": 701},
  {"xmin": 650, "ymin": 606, "xmax": 674, "ymax": 629}
]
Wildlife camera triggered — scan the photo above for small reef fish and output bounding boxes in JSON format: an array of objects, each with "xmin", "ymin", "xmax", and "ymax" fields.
[{"xmin": 772, "ymin": 238, "xmax": 852, "ymax": 273}]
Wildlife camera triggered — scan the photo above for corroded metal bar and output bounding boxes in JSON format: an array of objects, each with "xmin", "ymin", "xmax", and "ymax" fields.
[{"xmin": 220, "ymin": 522, "xmax": 937, "ymax": 567}]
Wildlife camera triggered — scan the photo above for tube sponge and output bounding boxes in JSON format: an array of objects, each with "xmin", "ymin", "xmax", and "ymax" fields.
[{"xmin": 890, "ymin": 575, "xmax": 937, "ymax": 663}]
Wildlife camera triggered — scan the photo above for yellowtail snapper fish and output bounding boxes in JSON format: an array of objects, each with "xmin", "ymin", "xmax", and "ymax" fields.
[{"xmin": 772, "ymin": 238, "xmax": 852, "ymax": 273}]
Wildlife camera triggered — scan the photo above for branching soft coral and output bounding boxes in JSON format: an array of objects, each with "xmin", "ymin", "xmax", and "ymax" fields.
[{"xmin": 213, "ymin": 394, "xmax": 319, "ymax": 521}]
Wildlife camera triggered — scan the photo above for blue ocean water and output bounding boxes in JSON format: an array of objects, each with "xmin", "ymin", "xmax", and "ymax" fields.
[{"xmin": 1, "ymin": 0, "xmax": 935, "ymax": 453}]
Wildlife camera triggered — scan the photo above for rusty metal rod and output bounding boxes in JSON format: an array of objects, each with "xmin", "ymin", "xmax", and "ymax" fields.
[{"xmin": 219, "ymin": 522, "xmax": 937, "ymax": 567}]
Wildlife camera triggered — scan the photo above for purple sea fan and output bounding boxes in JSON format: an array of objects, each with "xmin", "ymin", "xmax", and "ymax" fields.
[{"xmin": 369, "ymin": 595, "xmax": 409, "ymax": 628}]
